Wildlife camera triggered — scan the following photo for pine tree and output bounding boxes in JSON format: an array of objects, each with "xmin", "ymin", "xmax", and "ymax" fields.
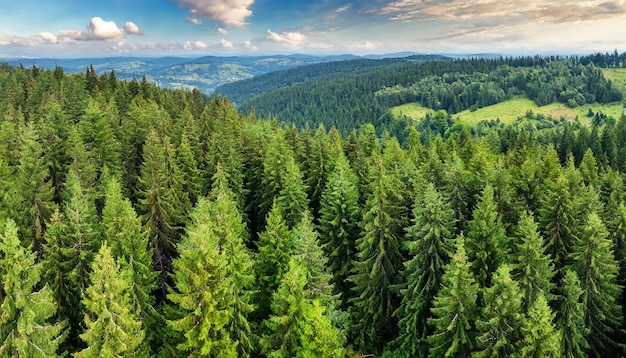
[
  {"xmin": 466, "ymin": 183, "xmax": 508, "ymax": 288},
  {"xmin": 167, "ymin": 198, "xmax": 237, "ymax": 357},
  {"xmin": 557, "ymin": 270, "xmax": 589, "ymax": 358},
  {"xmin": 394, "ymin": 183, "xmax": 455, "ymax": 356},
  {"xmin": 75, "ymin": 244, "xmax": 146, "ymax": 357},
  {"xmin": 427, "ymin": 234, "xmax": 478, "ymax": 357},
  {"xmin": 261, "ymin": 259, "xmax": 343, "ymax": 357},
  {"xmin": 519, "ymin": 294, "xmax": 561, "ymax": 357},
  {"xmin": 569, "ymin": 212, "xmax": 623, "ymax": 355},
  {"xmin": 349, "ymin": 157, "xmax": 404, "ymax": 353},
  {"xmin": 513, "ymin": 211, "xmax": 555, "ymax": 309},
  {"xmin": 474, "ymin": 264, "xmax": 524, "ymax": 357},
  {"xmin": 318, "ymin": 152, "xmax": 360, "ymax": 307},
  {"xmin": 0, "ymin": 219, "xmax": 67, "ymax": 357}
]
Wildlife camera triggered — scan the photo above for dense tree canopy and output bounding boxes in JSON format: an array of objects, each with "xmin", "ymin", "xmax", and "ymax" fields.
[{"xmin": 0, "ymin": 57, "xmax": 625, "ymax": 356}]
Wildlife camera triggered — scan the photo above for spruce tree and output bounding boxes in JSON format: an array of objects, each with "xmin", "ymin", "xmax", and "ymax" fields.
[
  {"xmin": 0, "ymin": 219, "xmax": 67, "ymax": 357},
  {"xmin": 569, "ymin": 212, "xmax": 623, "ymax": 355},
  {"xmin": 275, "ymin": 155, "xmax": 309, "ymax": 228},
  {"xmin": 474, "ymin": 264, "xmax": 524, "ymax": 357},
  {"xmin": 394, "ymin": 183, "xmax": 455, "ymax": 357},
  {"xmin": 466, "ymin": 183, "xmax": 508, "ymax": 288},
  {"xmin": 427, "ymin": 234, "xmax": 478, "ymax": 357},
  {"xmin": 318, "ymin": 152, "xmax": 360, "ymax": 307},
  {"xmin": 536, "ymin": 174, "xmax": 576, "ymax": 270},
  {"xmin": 101, "ymin": 176, "xmax": 160, "ymax": 350},
  {"xmin": 167, "ymin": 198, "xmax": 237, "ymax": 357},
  {"xmin": 206, "ymin": 165, "xmax": 255, "ymax": 357},
  {"xmin": 519, "ymin": 294, "xmax": 561, "ymax": 357},
  {"xmin": 75, "ymin": 244, "xmax": 146, "ymax": 357},
  {"xmin": 254, "ymin": 201, "xmax": 296, "ymax": 321},
  {"xmin": 557, "ymin": 270, "xmax": 589, "ymax": 358},
  {"xmin": 513, "ymin": 211, "xmax": 555, "ymax": 309},
  {"xmin": 349, "ymin": 157, "xmax": 404, "ymax": 353},
  {"xmin": 261, "ymin": 259, "xmax": 343, "ymax": 357}
]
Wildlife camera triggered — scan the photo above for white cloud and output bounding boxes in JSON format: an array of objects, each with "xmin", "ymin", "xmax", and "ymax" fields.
[
  {"xmin": 56, "ymin": 17, "xmax": 143, "ymax": 41},
  {"xmin": 220, "ymin": 39, "xmax": 234, "ymax": 48},
  {"xmin": 357, "ymin": 41, "xmax": 376, "ymax": 50},
  {"xmin": 124, "ymin": 21, "xmax": 144, "ymax": 35},
  {"xmin": 266, "ymin": 29, "xmax": 306, "ymax": 45},
  {"xmin": 336, "ymin": 4, "xmax": 352, "ymax": 13},
  {"xmin": 186, "ymin": 16, "xmax": 202, "ymax": 25},
  {"xmin": 173, "ymin": 0, "xmax": 254, "ymax": 27},
  {"xmin": 39, "ymin": 32, "xmax": 58, "ymax": 44},
  {"xmin": 216, "ymin": 28, "xmax": 228, "ymax": 35}
]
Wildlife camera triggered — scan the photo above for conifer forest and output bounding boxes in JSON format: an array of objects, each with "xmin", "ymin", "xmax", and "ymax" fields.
[{"xmin": 2, "ymin": 55, "xmax": 626, "ymax": 357}]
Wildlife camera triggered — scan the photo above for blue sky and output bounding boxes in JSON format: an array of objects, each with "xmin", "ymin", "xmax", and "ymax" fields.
[{"xmin": 1, "ymin": 0, "xmax": 626, "ymax": 57}]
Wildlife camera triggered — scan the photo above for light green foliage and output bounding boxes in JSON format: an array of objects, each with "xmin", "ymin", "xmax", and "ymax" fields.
[
  {"xmin": 75, "ymin": 244, "xmax": 146, "ymax": 357},
  {"xmin": 428, "ymin": 234, "xmax": 478, "ymax": 357},
  {"xmin": 394, "ymin": 183, "xmax": 455, "ymax": 357},
  {"xmin": 519, "ymin": 294, "xmax": 561, "ymax": 357},
  {"xmin": 474, "ymin": 264, "xmax": 524, "ymax": 357},
  {"xmin": 537, "ymin": 174, "xmax": 575, "ymax": 269},
  {"xmin": 167, "ymin": 198, "xmax": 237, "ymax": 357},
  {"xmin": 275, "ymin": 155, "xmax": 309, "ymax": 228},
  {"xmin": 101, "ymin": 176, "xmax": 159, "ymax": 350},
  {"xmin": 261, "ymin": 259, "xmax": 343, "ymax": 357},
  {"xmin": 254, "ymin": 202, "xmax": 295, "ymax": 321},
  {"xmin": 0, "ymin": 219, "xmax": 67, "ymax": 357}
]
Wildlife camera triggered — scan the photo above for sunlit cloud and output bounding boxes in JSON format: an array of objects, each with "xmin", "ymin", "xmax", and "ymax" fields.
[{"xmin": 173, "ymin": 0, "xmax": 254, "ymax": 27}]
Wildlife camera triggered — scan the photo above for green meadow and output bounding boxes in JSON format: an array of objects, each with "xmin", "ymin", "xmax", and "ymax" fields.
[{"xmin": 391, "ymin": 97, "xmax": 625, "ymax": 126}]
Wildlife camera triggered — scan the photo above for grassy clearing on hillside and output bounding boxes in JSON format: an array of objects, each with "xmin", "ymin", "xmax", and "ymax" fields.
[
  {"xmin": 390, "ymin": 103, "xmax": 434, "ymax": 120},
  {"xmin": 391, "ymin": 97, "xmax": 625, "ymax": 126},
  {"xmin": 603, "ymin": 68, "xmax": 626, "ymax": 93}
]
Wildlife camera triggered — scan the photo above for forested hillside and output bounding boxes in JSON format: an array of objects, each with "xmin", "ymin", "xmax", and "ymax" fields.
[
  {"xmin": 2, "ymin": 61, "xmax": 626, "ymax": 357},
  {"xmin": 217, "ymin": 53, "xmax": 626, "ymax": 137}
]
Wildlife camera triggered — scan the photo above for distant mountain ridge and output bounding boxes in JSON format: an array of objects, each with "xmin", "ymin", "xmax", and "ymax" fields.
[{"xmin": 0, "ymin": 54, "xmax": 421, "ymax": 94}]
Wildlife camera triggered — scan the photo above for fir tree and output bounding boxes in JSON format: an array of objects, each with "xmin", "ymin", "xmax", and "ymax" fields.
[
  {"xmin": 394, "ymin": 183, "xmax": 455, "ymax": 356},
  {"xmin": 275, "ymin": 155, "xmax": 309, "ymax": 228},
  {"xmin": 75, "ymin": 244, "xmax": 146, "ymax": 357},
  {"xmin": 0, "ymin": 219, "xmax": 67, "ymax": 357},
  {"xmin": 427, "ymin": 234, "xmax": 478, "ymax": 357}
]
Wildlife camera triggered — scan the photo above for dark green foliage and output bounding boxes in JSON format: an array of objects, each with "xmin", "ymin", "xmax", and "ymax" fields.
[
  {"xmin": 569, "ymin": 212, "xmax": 624, "ymax": 355},
  {"xmin": 318, "ymin": 152, "xmax": 360, "ymax": 306},
  {"xmin": 394, "ymin": 183, "xmax": 455, "ymax": 356},
  {"xmin": 349, "ymin": 157, "xmax": 404, "ymax": 353},
  {"xmin": 427, "ymin": 234, "xmax": 478, "ymax": 357},
  {"xmin": 557, "ymin": 270, "xmax": 589, "ymax": 358},
  {"xmin": 466, "ymin": 183, "xmax": 508, "ymax": 288},
  {"xmin": 513, "ymin": 211, "xmax": 555, "ymax": 309}
]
